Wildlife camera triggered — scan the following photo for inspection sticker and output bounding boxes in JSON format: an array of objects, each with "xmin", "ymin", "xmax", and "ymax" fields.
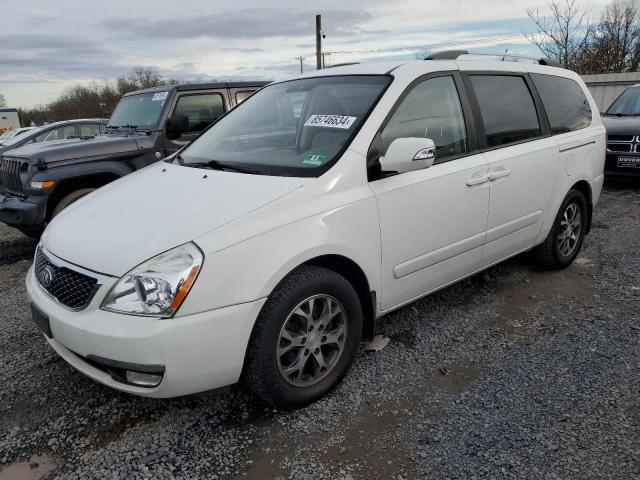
[
  {"xmin": 304, "ymin": 114, "xmax": 357, "ymax": 129},
  {"xmin": 152, "ymin": 91, "xmax": 168, "ymax": 101},
  {"xmin": 303, "ymin": 153, "xmax": 327, "ymax": 165}
]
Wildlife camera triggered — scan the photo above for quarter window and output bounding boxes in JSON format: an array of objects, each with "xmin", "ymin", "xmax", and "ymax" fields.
[
  {"xmin": 380, "ymin": 76, "xmax": 468, "ymax": 161},
  {"xmin": 172, "ymin": 94, "xmax": 225, "ymax": 134},
  {"xmin": 531, "ymin": 74, "xmax": 592, "ymax": 134},
  {"xmin": 470, "ymin": 75, "xmax": 541, "ymax": 147},
  {"xmin": 235, "ymin": 91, "xmax": 254, "ymax": 104}
]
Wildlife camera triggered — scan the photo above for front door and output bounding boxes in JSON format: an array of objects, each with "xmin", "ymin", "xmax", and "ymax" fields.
[{"xmin": 370, "ymin": 74, "xmax": 490, "ymax": 311}]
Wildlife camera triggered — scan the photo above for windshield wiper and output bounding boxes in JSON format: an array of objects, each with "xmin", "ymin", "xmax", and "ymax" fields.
[{"xmin": 185, "ymin": 158, "xmax": 264, "ymax": 175}]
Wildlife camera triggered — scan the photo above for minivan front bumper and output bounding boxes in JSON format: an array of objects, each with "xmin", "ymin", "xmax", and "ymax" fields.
[{"xmin": 26, "ymin": 265, "xmax": 265, "ymax": 398}]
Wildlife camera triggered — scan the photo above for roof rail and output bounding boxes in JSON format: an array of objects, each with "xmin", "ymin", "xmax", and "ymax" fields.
[
  {"xmin": 324, "ymin": 62, "xmax": 360, "ymax": 69},
  {"xmin": 425, "ymin": 50, "xmax": 562, "ymax": 68}
]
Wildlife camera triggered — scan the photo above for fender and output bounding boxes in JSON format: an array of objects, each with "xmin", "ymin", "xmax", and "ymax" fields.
[{"xmin": 30, "ymin": 160, "xmax": 135, "ymax": 185}]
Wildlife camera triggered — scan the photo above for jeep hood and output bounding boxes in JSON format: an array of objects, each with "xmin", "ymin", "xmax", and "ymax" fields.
[
  {"xmin": 4, "ymin": 135, "xmax": 142, "ymax": 165},
  {"xmin": 42, "ymin": 162, "xmax": 311, "ymax": 276}
]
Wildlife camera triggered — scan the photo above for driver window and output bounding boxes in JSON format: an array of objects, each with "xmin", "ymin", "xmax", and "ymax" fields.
[
  {"xmin": 380, "ymin": 76, "xmax": 468, "ymax": 163},
  {"xmin": 35, "ymin": 125, "xmax": 75, "ymax": 143},
  {"xmin": 171, "ymin": 94, "xmax": 225, "ymax": 135}
]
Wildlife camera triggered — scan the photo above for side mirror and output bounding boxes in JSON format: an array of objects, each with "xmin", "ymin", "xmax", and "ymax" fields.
[
  {"xmin": 166, "ymin": 114, "xmax": 188, "ymax": 140},
  {"xmin": 380, "ymin": 137, "xmax": 436, "ymax": 174}
]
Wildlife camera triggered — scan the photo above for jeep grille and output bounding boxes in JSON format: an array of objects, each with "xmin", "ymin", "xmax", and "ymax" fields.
[{"xmin": 0, "ymin": 158, "xmax": 26, "ymax": 197}]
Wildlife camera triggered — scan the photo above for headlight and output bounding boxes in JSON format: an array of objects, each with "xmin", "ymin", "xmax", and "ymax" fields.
[{"xmin": 101, "ymin": 243, "xmax": 203, "ymax": 317}]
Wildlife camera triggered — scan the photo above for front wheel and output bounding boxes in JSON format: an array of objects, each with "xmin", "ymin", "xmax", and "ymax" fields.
[
  {"xmin": 244, "ymin": 266, "xmax": 363, "ymax": 409},
  {"xmin": 533, "ymin": 189, "xmax": 588, "ymax": 270},
  {"xmin": 51, "ymin": 188, "xmax": 96, "ymax": 218}
]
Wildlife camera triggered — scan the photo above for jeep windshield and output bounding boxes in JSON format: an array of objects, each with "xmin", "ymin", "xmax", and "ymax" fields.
[
  {"xmin": 606, "ymin": 87, "xmax": 640, "ymax": 116},
  {"xmin": 107, "ymin": 91, "xmax": 169, "ymax": 132},
  {"xmin": 179, "ymin": 75, "xmax": 391, "ymax": 177}
]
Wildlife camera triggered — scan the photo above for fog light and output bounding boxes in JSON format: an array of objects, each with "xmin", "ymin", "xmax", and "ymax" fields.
[{"xmin": 125, "ymin": 370, "xmax": 162, "ymax": 387}]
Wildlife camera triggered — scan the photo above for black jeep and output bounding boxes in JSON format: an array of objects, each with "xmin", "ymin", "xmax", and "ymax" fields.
[{"xmin": 0, "ymin": 81, "xmax": 268, "ymax": 237}]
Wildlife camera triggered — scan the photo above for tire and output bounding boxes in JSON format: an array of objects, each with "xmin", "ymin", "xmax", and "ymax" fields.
[
  {"xmin": 244, "ymin": 265, "xmax": 363, "ymax": 409},
  {"xmin": 533, "ymin": 189, "xmax": 588, "ymax": 270},
  {"xmin": 51, "ymin": 188, "xmax": 96, "ymax": 218},
  {"xmin": 16, "ymin": 226, "xmax": 43, "ymax": 240}
]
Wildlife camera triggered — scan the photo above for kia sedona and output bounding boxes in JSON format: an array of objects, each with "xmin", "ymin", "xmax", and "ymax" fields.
[{"xmin": 27, "ymin": 51, "xmax": 606, "ymax": 408}]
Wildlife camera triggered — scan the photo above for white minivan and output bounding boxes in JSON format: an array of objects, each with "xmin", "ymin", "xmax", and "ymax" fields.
[{"xmin": 26, "ymin": 52, "xmax": 605, "ymax": 408}]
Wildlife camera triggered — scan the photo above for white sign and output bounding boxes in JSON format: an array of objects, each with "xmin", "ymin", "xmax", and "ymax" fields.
[
  {"xmin": 152, "ymin": 92, "xmax": 168, "ymax": 102},
  {"xmin": 304, "ymin": 114, "xmax": 357, "ymax": 129}
]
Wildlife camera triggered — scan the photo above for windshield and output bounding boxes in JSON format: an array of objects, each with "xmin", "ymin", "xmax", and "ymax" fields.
[
  {"xmin": 606, "ymin": 87, "xmax": 640, "ymax": 116},
  {"xmin": 107, "ymin": 91, "xmax": 169, "ymax": 131},
  {"xmin": 1, "ymin": 127, "xmax": 42, "ymax": 146},
  {"xmin": 180, "ymin": 75, "xmax": 391, "ymax": 177}
]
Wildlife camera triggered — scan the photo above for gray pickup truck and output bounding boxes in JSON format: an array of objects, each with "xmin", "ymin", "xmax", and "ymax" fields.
[{"xmin": 0, "ymin": 81, "xmax": 268, "ymax": 237}]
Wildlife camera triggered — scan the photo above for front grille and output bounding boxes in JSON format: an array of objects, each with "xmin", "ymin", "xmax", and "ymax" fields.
[
  {"xmin": 0, "ymin": 158, "xmax": 26, "ymax": 197},
  {"xmin": 34, "ymin": 248, "xmax": 99, "ymax": 310},
  {"xmin": 607, "ymin": 142, "xmax": 633, "ymax": 153},
  {"xmin": 608, "ymin": 134, "xmax": 634, "ymax": 142}
]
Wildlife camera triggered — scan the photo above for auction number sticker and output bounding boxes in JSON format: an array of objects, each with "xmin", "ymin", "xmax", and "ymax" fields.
[
  {"xmin": 152, "ymin": 92, "xmax": 169, "ymax": 102},
  {"xmin": 304, "ymin": 114, "xmax": 357, "ymax": 129}
]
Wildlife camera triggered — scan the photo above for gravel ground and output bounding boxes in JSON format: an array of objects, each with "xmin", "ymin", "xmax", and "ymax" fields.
[{"xmin": 0, "ymin": 183, "xmax": 638, "ymax": 480}]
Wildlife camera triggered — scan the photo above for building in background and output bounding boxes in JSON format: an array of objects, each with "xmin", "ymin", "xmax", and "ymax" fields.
[{"xmin": 0, "ymin": 108, "xmax": 20, "ymax": 134}]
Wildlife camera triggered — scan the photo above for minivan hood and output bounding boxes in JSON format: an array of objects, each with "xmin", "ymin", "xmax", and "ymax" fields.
[
  {"xmin": 3, "ymin": 135, "xmax": 141, "ymax": 165},
  {"xmin": 42, "ymin": 162, "xmax": 311, "ymax": 276}
]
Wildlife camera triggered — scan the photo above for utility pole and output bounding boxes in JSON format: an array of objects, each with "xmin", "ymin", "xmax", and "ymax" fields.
[
  {"xmin": 315, "ymin": 14, "xmax": 322, "ymax": 70},
  {"xmin": 295, "ymin": 56, "xmax": 305, "ymax": 74}
]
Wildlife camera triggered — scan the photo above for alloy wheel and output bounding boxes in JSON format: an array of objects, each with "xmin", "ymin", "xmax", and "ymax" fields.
[
  {"xmin": 276, "ymin": 294, "xmax": 348, "ymax": 387},
  {"xmin": 557, "ymin": 202, "xmax": 582, "ymax": 257}
]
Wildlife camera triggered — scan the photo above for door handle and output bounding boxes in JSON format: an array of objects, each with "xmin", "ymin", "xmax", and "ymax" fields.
[
  {"xmin": 489, "ymin": 168, "xmax": 512, "ymax": 181},
  {"xmin": 466, "ymin": 174, "xmax": 489, "ymax": 186}
]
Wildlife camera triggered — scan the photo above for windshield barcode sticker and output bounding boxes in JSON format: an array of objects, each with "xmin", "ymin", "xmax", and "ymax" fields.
[
  {"xmin": 152, "ymin": 92, "xmax": 168, "ymax": 102},
  {"xmin": 304, "ymin": 114, "xmax": 357, "ymax": 129}
]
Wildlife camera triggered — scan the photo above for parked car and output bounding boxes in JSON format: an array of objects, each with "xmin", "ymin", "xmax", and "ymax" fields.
[
  {"xmin": 0, "ymin": 120, "xmax": 107, "ymax": 154},
  {"xmin": 27, "ymin": 52, "xmax": 605, "ymax": 408},
  {"xmin": 602, "ymin": 84, "xmax": 640, "ymax": 178},
  {"xmin": 0, "ymin": 126, "xmax": 39, "ymax": 144},
  {"xmin": 0, "ymin": 82, "xmax": 268, "ymax": 237}
]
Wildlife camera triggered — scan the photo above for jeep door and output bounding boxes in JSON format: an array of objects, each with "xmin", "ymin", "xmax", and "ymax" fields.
[
  {"xmin": 370, "ymin": 72, "xmax": 490, "ymax": 311},
  {"xmin": 165, "ymin": 91, "xmax": 228, "ymax": 155}
]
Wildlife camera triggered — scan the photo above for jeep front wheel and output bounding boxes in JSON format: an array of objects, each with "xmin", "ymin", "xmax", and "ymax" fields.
[{"xmin": 51, "ymin": 188, "xmax": 96, "ymax": 218}]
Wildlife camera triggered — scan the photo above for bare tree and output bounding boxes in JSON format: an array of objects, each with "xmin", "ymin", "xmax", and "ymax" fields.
[
  {"xmin": 583, "ymin": 0, "xmax": 640, "ymax": 73},
  {"xmin": 0, "ymin": 93, "xmax": 6, "ymax": 108},
  {"xmin": 526, "ymin": 0, "xmax": 594, "ymax": 70}
]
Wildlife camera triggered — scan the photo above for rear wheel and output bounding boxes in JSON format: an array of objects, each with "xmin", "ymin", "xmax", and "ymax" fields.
[
  {"xmin": 51, "ymin": 188, "xmax": 96, "ymax": 218},
  {"xmin": 245, "ymin": 266, "xmax": 362, "ymax": 409},
  {"xmin": 533, "ymin": 189, "xmax": 588, "ymax": 270}
]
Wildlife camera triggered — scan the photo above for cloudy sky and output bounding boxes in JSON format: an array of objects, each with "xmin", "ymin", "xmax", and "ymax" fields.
[{"xmin": 0, "ymin": 0, "xmax": 610, "ymax": 108}]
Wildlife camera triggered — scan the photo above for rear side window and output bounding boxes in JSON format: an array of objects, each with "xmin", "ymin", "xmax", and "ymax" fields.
[
  {"xmin": 79, "ymin": 124, "xmax": 102, "ymax": 137},
  {"xmin": 531, "ymin": 74, "xmax": 592, "ymax": 134},
  {"xmin": 470, "ymin": 75, "xmax": 541, "ymax": 147},
  {"xmin": 173, "ymin": 93, "xmax": 225, "ymax": 133}
]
